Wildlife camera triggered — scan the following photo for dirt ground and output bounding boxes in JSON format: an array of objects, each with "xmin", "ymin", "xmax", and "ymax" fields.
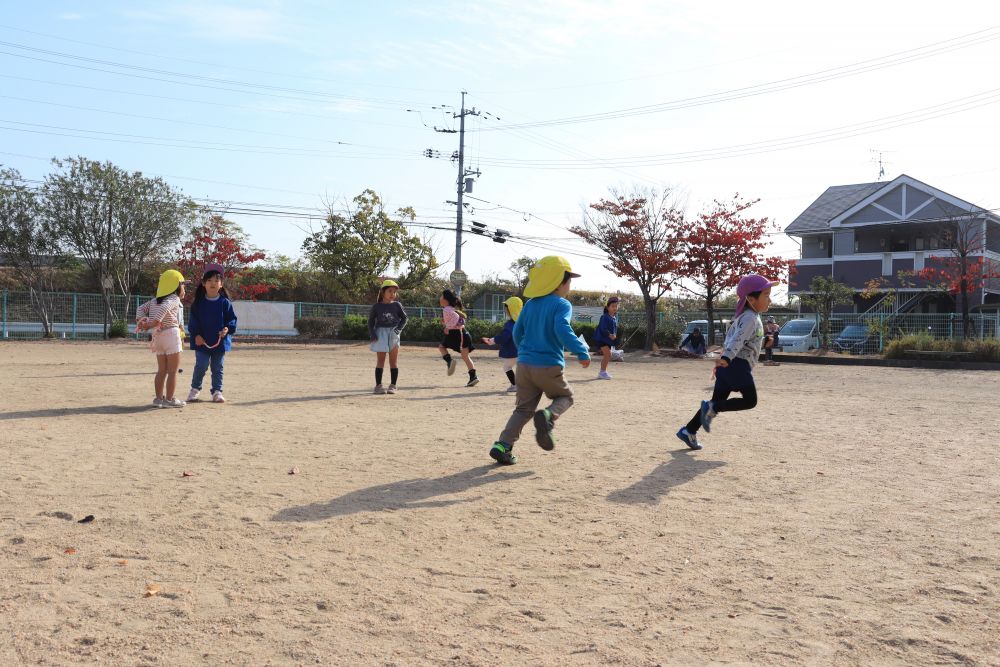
[{"xmin": 1, "ymin": 340, "xmax": 998, "ymax": 666}]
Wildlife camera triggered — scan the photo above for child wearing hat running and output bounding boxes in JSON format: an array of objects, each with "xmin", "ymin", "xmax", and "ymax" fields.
[
  {"xmin": 481, "ymin": 296, "xmax": 523, "ymax": 393},
  {"xmin": 593, "ymin": 296, "xmax": 620, "ymax": 380},
  {"xmin": 136, "ymin": 269, "xmax": 189, "ymax": 408},
  {"xmin": 186, "ymin": 264, "xmax": 238, "ymax": 403},
  {"xmin": 438, "ymin": 289, "xmax": 479, "ymax": 387},
  {"xmin": 676, "ymin": 274, "xmax": 778, "ymax": 450},
  {"xmin": 368, "ymin": 279, "xmax": 408, "ymax": 394},
  {"xmin": 489, "ymin": 256, "xmax": 590, "ymax": 465}
]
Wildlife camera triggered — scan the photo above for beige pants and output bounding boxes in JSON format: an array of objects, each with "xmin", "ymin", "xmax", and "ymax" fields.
[{"xmin": 499, "ymin": 364, "xmax": 574, "ymax": 446}]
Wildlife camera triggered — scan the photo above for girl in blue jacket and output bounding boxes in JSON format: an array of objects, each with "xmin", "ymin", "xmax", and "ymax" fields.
[
  {"xmin": 481, "ymin": 297, "xmax": 523, "ymax": 393},
  {"xmin": 186, "ymin": 263, "xmax": 238, "ymax": 403},
  {"xmin": 594, "ymin": 297, "xmax": 619, "ymax": 380}
]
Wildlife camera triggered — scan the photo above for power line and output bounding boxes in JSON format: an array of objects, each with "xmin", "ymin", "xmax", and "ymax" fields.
[{"xmin": 479, "ymin": 26, "xmax": 1000, "ymax": 131}]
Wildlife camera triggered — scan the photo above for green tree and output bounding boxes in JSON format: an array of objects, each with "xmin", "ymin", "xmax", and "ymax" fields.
[
  {"xmin": 801, "ymin": 275, "xmax": 854, "ymax": 348},
  {"xmin": 508, "ymin": 255, "xmax": 536, "ymax": 296},
  {"xmin": 302, "ymin": 189, "xmax": 438, "ymax": 302},
  {"xmin": 42, "ymin": 156, "xmax": 194, "ymax": 335},
  {"xmin": 0, "ymin": 167, "xmax": 64, "ymax": 336}
]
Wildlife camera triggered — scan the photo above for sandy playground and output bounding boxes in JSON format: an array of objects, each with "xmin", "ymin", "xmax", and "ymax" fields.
[{"xmin": 0, "ymin": 340, "xmax": 998, "ymax": 666}]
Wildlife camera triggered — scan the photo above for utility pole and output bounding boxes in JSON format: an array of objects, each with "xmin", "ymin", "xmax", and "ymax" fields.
[{"xmin": 436, "ymin": 91, "xmax": 481, "ymax": 294}]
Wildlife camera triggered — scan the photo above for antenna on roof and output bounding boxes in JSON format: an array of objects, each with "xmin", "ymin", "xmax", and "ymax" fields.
[{"xmin": 869, "ymin": 149, "xmax": 889, "ymax": 181}]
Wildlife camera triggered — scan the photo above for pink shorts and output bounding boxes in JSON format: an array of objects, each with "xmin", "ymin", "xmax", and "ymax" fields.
[{"xmin": 150, "ymin": 327, "xmax": 183, "ymax": 356}]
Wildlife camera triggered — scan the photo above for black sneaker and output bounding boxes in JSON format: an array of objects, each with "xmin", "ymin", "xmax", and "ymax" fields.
[
  {"xmin": 533, "ymin": 408, "xmax": 555, "ymax": 451},
  {"xmin": 466, "ymin": 375, "xmax": 480, "ymax": 387},
  {"xmin": 489, "ymin": 441, "xmax": 517, "ymax": 465}
]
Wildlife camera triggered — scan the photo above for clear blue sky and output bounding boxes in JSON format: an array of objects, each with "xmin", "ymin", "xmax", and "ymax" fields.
[{"xmin": 3, "ymin": 1, "xmax": 999, "ymax": 296}]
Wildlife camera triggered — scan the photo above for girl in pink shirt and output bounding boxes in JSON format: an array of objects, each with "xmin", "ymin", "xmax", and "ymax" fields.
[{"xmin": 437, "ymin": 289, "xmax": 479, "ymax": 387}]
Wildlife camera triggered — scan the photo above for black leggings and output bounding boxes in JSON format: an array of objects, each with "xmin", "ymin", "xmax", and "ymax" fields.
[{"xmin": 686, "ymin": 383, "xmax": 758, "ymax": 433}]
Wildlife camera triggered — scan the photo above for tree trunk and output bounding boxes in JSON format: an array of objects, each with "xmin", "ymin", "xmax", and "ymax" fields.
[
  {"xmin": 29, "ymin": 286, "xmax": 53, "ymax": 338},
  {"xmin": 960, "ymin": 278, "xmax": 970, "ymax": 339},
  {"xmin": 706, "ymin": 294, "xmax": 716, "ymax": 347},
  {"xmin": 643, "ymin": 297, "xmax": 657, "ymax": 351}
]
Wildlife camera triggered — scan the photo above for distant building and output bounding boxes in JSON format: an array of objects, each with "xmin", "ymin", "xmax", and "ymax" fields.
[{"xmin": 785, "ymin": 174, "xmax": 1000, "ymax": 313}]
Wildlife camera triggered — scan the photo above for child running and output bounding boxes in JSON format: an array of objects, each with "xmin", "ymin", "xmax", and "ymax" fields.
[
  {"xmin": 489, "ymin": 256, "xmax": 590, "ymax": 465},
  {"xmin": 481, "ymin": 296, "xmax": 523, "ymax": 393},
  {"xmin": 186, "ymin": 263, "xmax": 238, "ymax": 403},
  {"xmin": 368, "ymin": 279, "xmax": 408, "ymax": 394},
  {"xmin": 676, "ymin": 274, "xmax": 778, "ymax": 450},
  {"xmin": 438, "ymin": 289, "xmax": 479, "ymax": 387},
  {"xmin": 593, "ymin": 296, "xmax": 620, "ymax": 379},
  {"xmin": 136, "ymin": 269, "xmax": 189, "ymax": 408},
  {"xmin": 763, "ymin": 316, "xmax": 781, "ymax": 366}
]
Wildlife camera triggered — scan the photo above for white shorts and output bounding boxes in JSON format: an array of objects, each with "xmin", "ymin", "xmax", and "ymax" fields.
[
  {"xmin": 502, "ymin": 358, "xmax": 517, "ymax": 372},
  {"xmin": 150, "ymin": 327, "xmax": 183, "ymax": 356}
]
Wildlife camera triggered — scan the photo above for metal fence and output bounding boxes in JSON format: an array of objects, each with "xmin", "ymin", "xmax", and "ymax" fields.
[{"xmin": 2, "ymin": 290, "xmax": 998, "ymax": 351}]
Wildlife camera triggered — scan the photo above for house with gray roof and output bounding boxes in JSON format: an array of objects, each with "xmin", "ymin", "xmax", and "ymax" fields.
[{"xmin": 785, "ymin": 174, "xmax": 1000, "ymax": 313}]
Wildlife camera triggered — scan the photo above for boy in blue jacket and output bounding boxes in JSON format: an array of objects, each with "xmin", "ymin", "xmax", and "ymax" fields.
[
  {"xmin": 593, "ymin": 296, "xmax": 619, "ymax": 380},
  {"xmin": 489, "ymin": 257, "xmax": 590, "ymax": 465},
  {"xmin": 481, "ymin": 296, "xmax": 523, "ymax": 393},
  {"xmin": 186, "ymin": 264, "xmax": 238, "ymax": 403}
]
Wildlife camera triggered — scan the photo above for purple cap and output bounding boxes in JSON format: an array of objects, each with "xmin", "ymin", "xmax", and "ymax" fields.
[
  {"xmin": 203, "ymin": 263, "xmax": 225, "ymax": 279},
  {"xmin": 735, "ymin": 274, "xmax": 779, "ymax": 316}
]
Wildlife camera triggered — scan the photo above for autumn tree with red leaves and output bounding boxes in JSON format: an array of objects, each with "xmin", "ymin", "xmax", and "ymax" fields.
[
  {"xmin": 910, "ymin": 211, "xmax": 1000, "ymax": 338},
  {"xmin": 675, "ymin": 196, "xmax": 791, "ymax": 344},
  {"xmin": 571, "ymin": 188, "xmax": 685, "ymax": 351},
  {"xmin": 176, "ymin": 214, "xmax": 271, "ymax": 300}
]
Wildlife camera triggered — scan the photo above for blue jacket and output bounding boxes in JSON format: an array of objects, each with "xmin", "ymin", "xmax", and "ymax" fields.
[
  {"xmin": 513, "ymin": 294, "xmax": 590, "ymax": 368},
  {"xmin": 187, "ymin": 296, "xmax": 238, "ymax": 352},
  {"xmin": 594, "ymin": 313, "xmax": 618, "ymax": 347},
  {"xmin": 493, "ymin": 319, "xmax": 518, "ymax": 359}
]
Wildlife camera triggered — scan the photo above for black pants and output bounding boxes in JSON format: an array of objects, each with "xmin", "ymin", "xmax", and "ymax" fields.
[{"xmin": 686, "ymin": 364, "xmax": 758, "ymax": 434}]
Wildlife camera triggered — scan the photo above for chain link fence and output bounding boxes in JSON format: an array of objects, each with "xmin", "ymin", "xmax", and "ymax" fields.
[{"xmin": 3, "ymin": 290, "xmax": 998, "ymax": 353}]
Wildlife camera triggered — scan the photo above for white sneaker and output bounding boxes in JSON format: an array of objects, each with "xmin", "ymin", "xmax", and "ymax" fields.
[
  {"xmin": 598, "ymin": 370, "xmax": 612, "ymax": 380},
  {"xmin": 162, "ymin": 397, "xmax": 186, "ymax": 408},
  {"xmin": 212, "ymin": 391, "xmax": 226, "ymax": 403},
  {"xmin": 506, "ymin": 384, "xmax": 518, "ymax": 393},
  {"xmin": 447, "ymin": 359, "xmax": 458, "ymax": 376},
  {"xmin": 152, "ymin": 397, "xmax": 164, "ymax": 408},
  {"xmin": 187, "ymin": 388, "xmax": 201, "ymax": 402}
]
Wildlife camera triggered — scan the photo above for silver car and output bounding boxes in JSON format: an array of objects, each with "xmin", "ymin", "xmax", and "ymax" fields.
[{"xmin": 777, "ymin": 318, "xmax": 819, "ymax": 352}]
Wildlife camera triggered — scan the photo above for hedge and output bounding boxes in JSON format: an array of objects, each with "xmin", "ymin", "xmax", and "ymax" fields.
[
  {"xmin": 295, "ymin": 314, "xmax": 682, "ymax": 350},
  {"xmin": 883, "ymin": 334, "xmax": 1000, "ymax": 362}
]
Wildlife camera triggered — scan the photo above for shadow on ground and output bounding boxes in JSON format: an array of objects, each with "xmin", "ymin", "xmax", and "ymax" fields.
[
  {"xmin": 273, "ymin": 464, "xmax": 533, "ymax": 521},
  {"xmin": 607, "ymin": 450, "xmax": 726, "ymax": 505}
]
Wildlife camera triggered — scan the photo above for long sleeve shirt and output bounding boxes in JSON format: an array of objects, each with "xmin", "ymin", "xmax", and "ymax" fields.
[
  {"xmin": 492, "ymin": 319, "xmax": 518, "ymax": 358},
  {"xmin": 188, "ymin": 295, "xmax": 238, "ymax": 352},
  {"xmin": 368, "ymin": 301, "xmax": 408, "ymax": 339},
  {"xmin": 137, "ymin": 295, "xmax": 181, "ymax": 330},
  {"xmin": 513, "ymin": 294, "xmax": 590, "ymax": 368},
  {"xmin": 722, "ymin": 310, "xmax": 764, "ymax": 368},
  {"xmin": 594, "ymin": 313, "xmax": 618, "ymax": 347}
]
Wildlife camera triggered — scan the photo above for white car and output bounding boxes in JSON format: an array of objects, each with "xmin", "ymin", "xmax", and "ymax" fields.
[{"xmin": 777, "ymin": 318, "xmax": 820, "ymax": 352}]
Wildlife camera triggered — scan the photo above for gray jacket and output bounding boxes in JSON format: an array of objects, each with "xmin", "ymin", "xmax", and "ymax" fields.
[{"xmin": 722, "ymin": 310, "xmax": 764, "ymax": 368}]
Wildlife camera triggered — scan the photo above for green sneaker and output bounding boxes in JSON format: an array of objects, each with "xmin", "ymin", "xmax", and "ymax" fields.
[
  {"xmin": 489, "ymin": 441, "xmax": 517, "ymax": 465},
  {"xmin": 533, "ymin": 408, "xmax": 555, "ymax": 451}
]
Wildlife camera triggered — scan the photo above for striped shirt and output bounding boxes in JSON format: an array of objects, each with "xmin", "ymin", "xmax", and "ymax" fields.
[{"xmin": 137, "ymin": 295, "xmax": 181, "ymax": 329}]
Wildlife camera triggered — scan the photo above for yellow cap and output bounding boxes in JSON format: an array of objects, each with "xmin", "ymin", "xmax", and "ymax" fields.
[
  {"xmin": 503, "ymin": 296, "xmax": 524, "ymax": 321},
  {"xmin": 156, "ymin": 269, "xmax": 186, "ymax": 298},
  {"xmin": 380, "ymin": 279, "xmax": 399, "ymax": 289},
  {"xmin": 523, "ymin": 256, "xmax": 580, "ymax": 298}
]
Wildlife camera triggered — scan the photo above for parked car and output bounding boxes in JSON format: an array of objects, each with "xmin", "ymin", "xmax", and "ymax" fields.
[
  {"xmin": 832, "ymin": 324, "xmax": 879, "ymax": 354},
  {"xmin": 682, "ymin": 319, "xmax": 728, "ymax": 343},
  {"xmin": 776, "ymin": 318, "xmax": 819, "ymax": 352}
]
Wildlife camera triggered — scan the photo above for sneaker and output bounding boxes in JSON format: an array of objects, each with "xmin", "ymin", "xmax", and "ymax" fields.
[
  {"xmin": 386, "ymin": 385, "xmax": 397, "ymax": 394},
  {"xmin": 447, "ymin": 359, "xmax": 458, "ymax": 376},
  {"xmin": 675, "ymin": 427, "xmax": 703, "ymax": 450},
  {"xmin": 700, "ymin": 400, "xmax": 717, "ymax": 433},
  {"xmin": 505, "ymin": 384, "xmax": 518, "ymax": 393},
  {"xmin": 162, "ymin": 397, "xmax": 185, "ymax": 408},
  {"xmin": 186, "ymin": 388, "xmax": 201, "ymax": 402},
  {"xmin": 211, "ymin": 391, "xmax": 226, "ymax": 403},
  {"xmin": 489, "ymin": 441, "xmax": 518, "ymax": 465},
  {"xmin": 152, "ymin": 397, "xmax": 164, "ymax": 408},
  {"xmin": 466, "ymin": 376, "xmax": 480, "ymax": 387},
  {"xmin": 373, "ymin": 384, "xmax": 387, "ymax": 394},
  {"xmin": 533, "ymin": 408, "xmax": 555, "ymax": 451},
  {"xmin": 597, "ymin": 370, "xmax": 612, "ymax": 380}
]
